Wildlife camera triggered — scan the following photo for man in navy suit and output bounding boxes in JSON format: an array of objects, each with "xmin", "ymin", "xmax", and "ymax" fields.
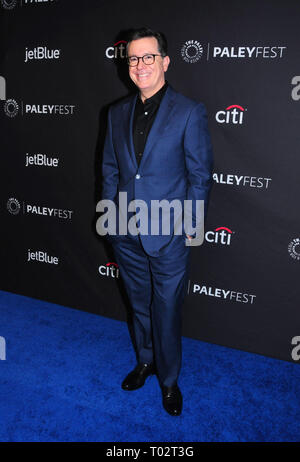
[{"xmin": 101, "ymin": 27, "xmax": 213, "ymax": 416}]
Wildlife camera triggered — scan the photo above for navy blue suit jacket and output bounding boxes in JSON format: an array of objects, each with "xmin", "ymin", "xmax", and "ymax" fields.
[{"xmin": 101, "ymin": 84, "xmax": 213, "ymax": 257}]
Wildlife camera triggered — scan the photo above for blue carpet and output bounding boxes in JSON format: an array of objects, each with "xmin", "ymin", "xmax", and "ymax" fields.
[{"xmin": 0, "ymin": 289, "xmax": 299, "ymax": 442}]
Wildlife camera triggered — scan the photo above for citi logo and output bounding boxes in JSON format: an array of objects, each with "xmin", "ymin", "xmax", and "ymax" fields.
[
  {"xmin": 25, "ymin": 46, "xmax": 61, "ymax": 63},
  {"xmin": 216, "ymin": 105, "xmax": 246, "ymax": 125},
  {"xmin": 98, "ymin": 262, "xmax": 119, "ymax": 278},
  {"xmin": 205, "ymin": 227, "xmax": 234, "ymax": 245},
  {"xmin": 105, "ymin": 40, "xmax": 127, "ymax": 60}
]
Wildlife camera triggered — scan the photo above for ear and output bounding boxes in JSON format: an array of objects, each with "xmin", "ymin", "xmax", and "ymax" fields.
[{"xmin": 163, "ymin": 55, "xmax": 170, "ymax": 72}]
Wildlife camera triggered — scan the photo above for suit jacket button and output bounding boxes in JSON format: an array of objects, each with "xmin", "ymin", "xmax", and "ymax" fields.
[{"xmin": 135, "ymin": 174, "xmax": 141, "ymax": 179}]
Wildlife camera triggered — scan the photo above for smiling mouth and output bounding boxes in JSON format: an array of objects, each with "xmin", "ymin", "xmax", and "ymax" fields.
[{"xmin": 136, "ymin": 73, "xmax": 151, "ymax": 79}]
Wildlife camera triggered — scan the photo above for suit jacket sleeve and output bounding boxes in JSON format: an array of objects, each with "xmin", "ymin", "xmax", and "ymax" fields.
[{"xmin": 183, "ymin": 102, "xmax": 214, "ymax": 235}]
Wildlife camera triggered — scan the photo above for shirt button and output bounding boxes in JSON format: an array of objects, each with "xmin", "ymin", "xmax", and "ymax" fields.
[
  {"xmin": 144, "ymin": 112, "xmax": 148, "ymax": 115},
  {"xmin": 135, "ymin": 174, "xmax": 141, "ymax": 179},
  {"xmin": 139, "ymin": 131, "xmax": 143, "ymax": 135},
  {"xmin": 138, "ymin": 153, "xmax": 142, "ymax": 157}
]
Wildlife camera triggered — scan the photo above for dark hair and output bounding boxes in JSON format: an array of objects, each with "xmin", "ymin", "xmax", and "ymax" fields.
[{"xmin": 126, "ymin": 27, "xmax": 168, "ymax": 57}]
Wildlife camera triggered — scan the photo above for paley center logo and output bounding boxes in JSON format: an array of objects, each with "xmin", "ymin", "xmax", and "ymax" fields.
[
  {"xmin": 98, "ymin": 262, "xmax": 119, "ymax": 279},
  {"xmin": 216, "ymin": 104, "xmax": 246, "ymax": 125},
  {"xmin": 181, "ymin": 40, "xmax": 287, "ymax": 63},
  {"xmin": 105, "ymin": 40, "xmax": 127, "ymax": 60},
  {"xmin": 96, "ymin": 192, "xmax": 205, "ymax": 246},
  {"xmin": 1, "ymin": 0, "xmax": 17, "ymax": 8},
  {"xmin": 1, "ymin": 0, "xmax": 57, "ymax": 9},
  {"xmin": 181, "ymin": 40, "xmax": 204, "ymax": 63},
  {"xmin": 6, "ymin": 197, "xmax": 74, "ymax": 219},
  {"xmin": 288, "ymin": 238, "xmax": 300, "ymax": 261}
]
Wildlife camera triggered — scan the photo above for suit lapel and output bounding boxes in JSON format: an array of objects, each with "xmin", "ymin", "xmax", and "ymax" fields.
[{"xmin": 123, "ymin": 93, "xmax": 138, "ymax": 169}]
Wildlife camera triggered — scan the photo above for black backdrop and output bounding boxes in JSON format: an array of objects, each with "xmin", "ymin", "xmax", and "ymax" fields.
[{"xmin": 1, "ymin": 0, "xmax": 299, "ymax": 363}]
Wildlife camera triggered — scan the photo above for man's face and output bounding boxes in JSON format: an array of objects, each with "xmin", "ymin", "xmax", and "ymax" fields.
[{"xmin": 127, "ymin": 37, "xmax": 170, "ymax": 97}]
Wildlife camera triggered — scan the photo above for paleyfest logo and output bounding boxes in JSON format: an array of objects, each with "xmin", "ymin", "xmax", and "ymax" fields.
[
  {"xmin": 7, "ymin": 197, "xmax": 74, "ymax": 219},
  {"xmin": 181, "ymin": 41, "xmax": 287, "ymax": 63}
]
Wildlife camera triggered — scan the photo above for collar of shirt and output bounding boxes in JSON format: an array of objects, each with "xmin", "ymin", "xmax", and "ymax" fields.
[{"xmin": 137, "ymin": 81, "xmax": 168, "ymax": 110}]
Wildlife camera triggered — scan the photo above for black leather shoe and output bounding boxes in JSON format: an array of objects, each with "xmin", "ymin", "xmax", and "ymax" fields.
[
  {"xmin": 121, "ymin": 363, "xmax": 155, "ymax": 390},
  {"xmin": 162, "ymin": 384, "xmax": 182, "ymax": 416}
]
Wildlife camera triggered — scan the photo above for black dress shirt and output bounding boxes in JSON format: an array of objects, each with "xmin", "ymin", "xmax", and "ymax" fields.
[{"xmin": 133, "ymin": 82, "xmax": 168, "ymax": 166}]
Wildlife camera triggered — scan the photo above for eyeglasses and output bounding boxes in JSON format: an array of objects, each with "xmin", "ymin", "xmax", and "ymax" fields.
[{"xmin": 127, "ymin": 54, "xmax": 163, "ymax": 66}]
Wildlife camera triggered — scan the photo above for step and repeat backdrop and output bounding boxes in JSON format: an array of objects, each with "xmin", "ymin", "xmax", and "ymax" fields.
[{"xmin": 1, "ymin": 0, "xmax": 299, "ymax": 362}]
